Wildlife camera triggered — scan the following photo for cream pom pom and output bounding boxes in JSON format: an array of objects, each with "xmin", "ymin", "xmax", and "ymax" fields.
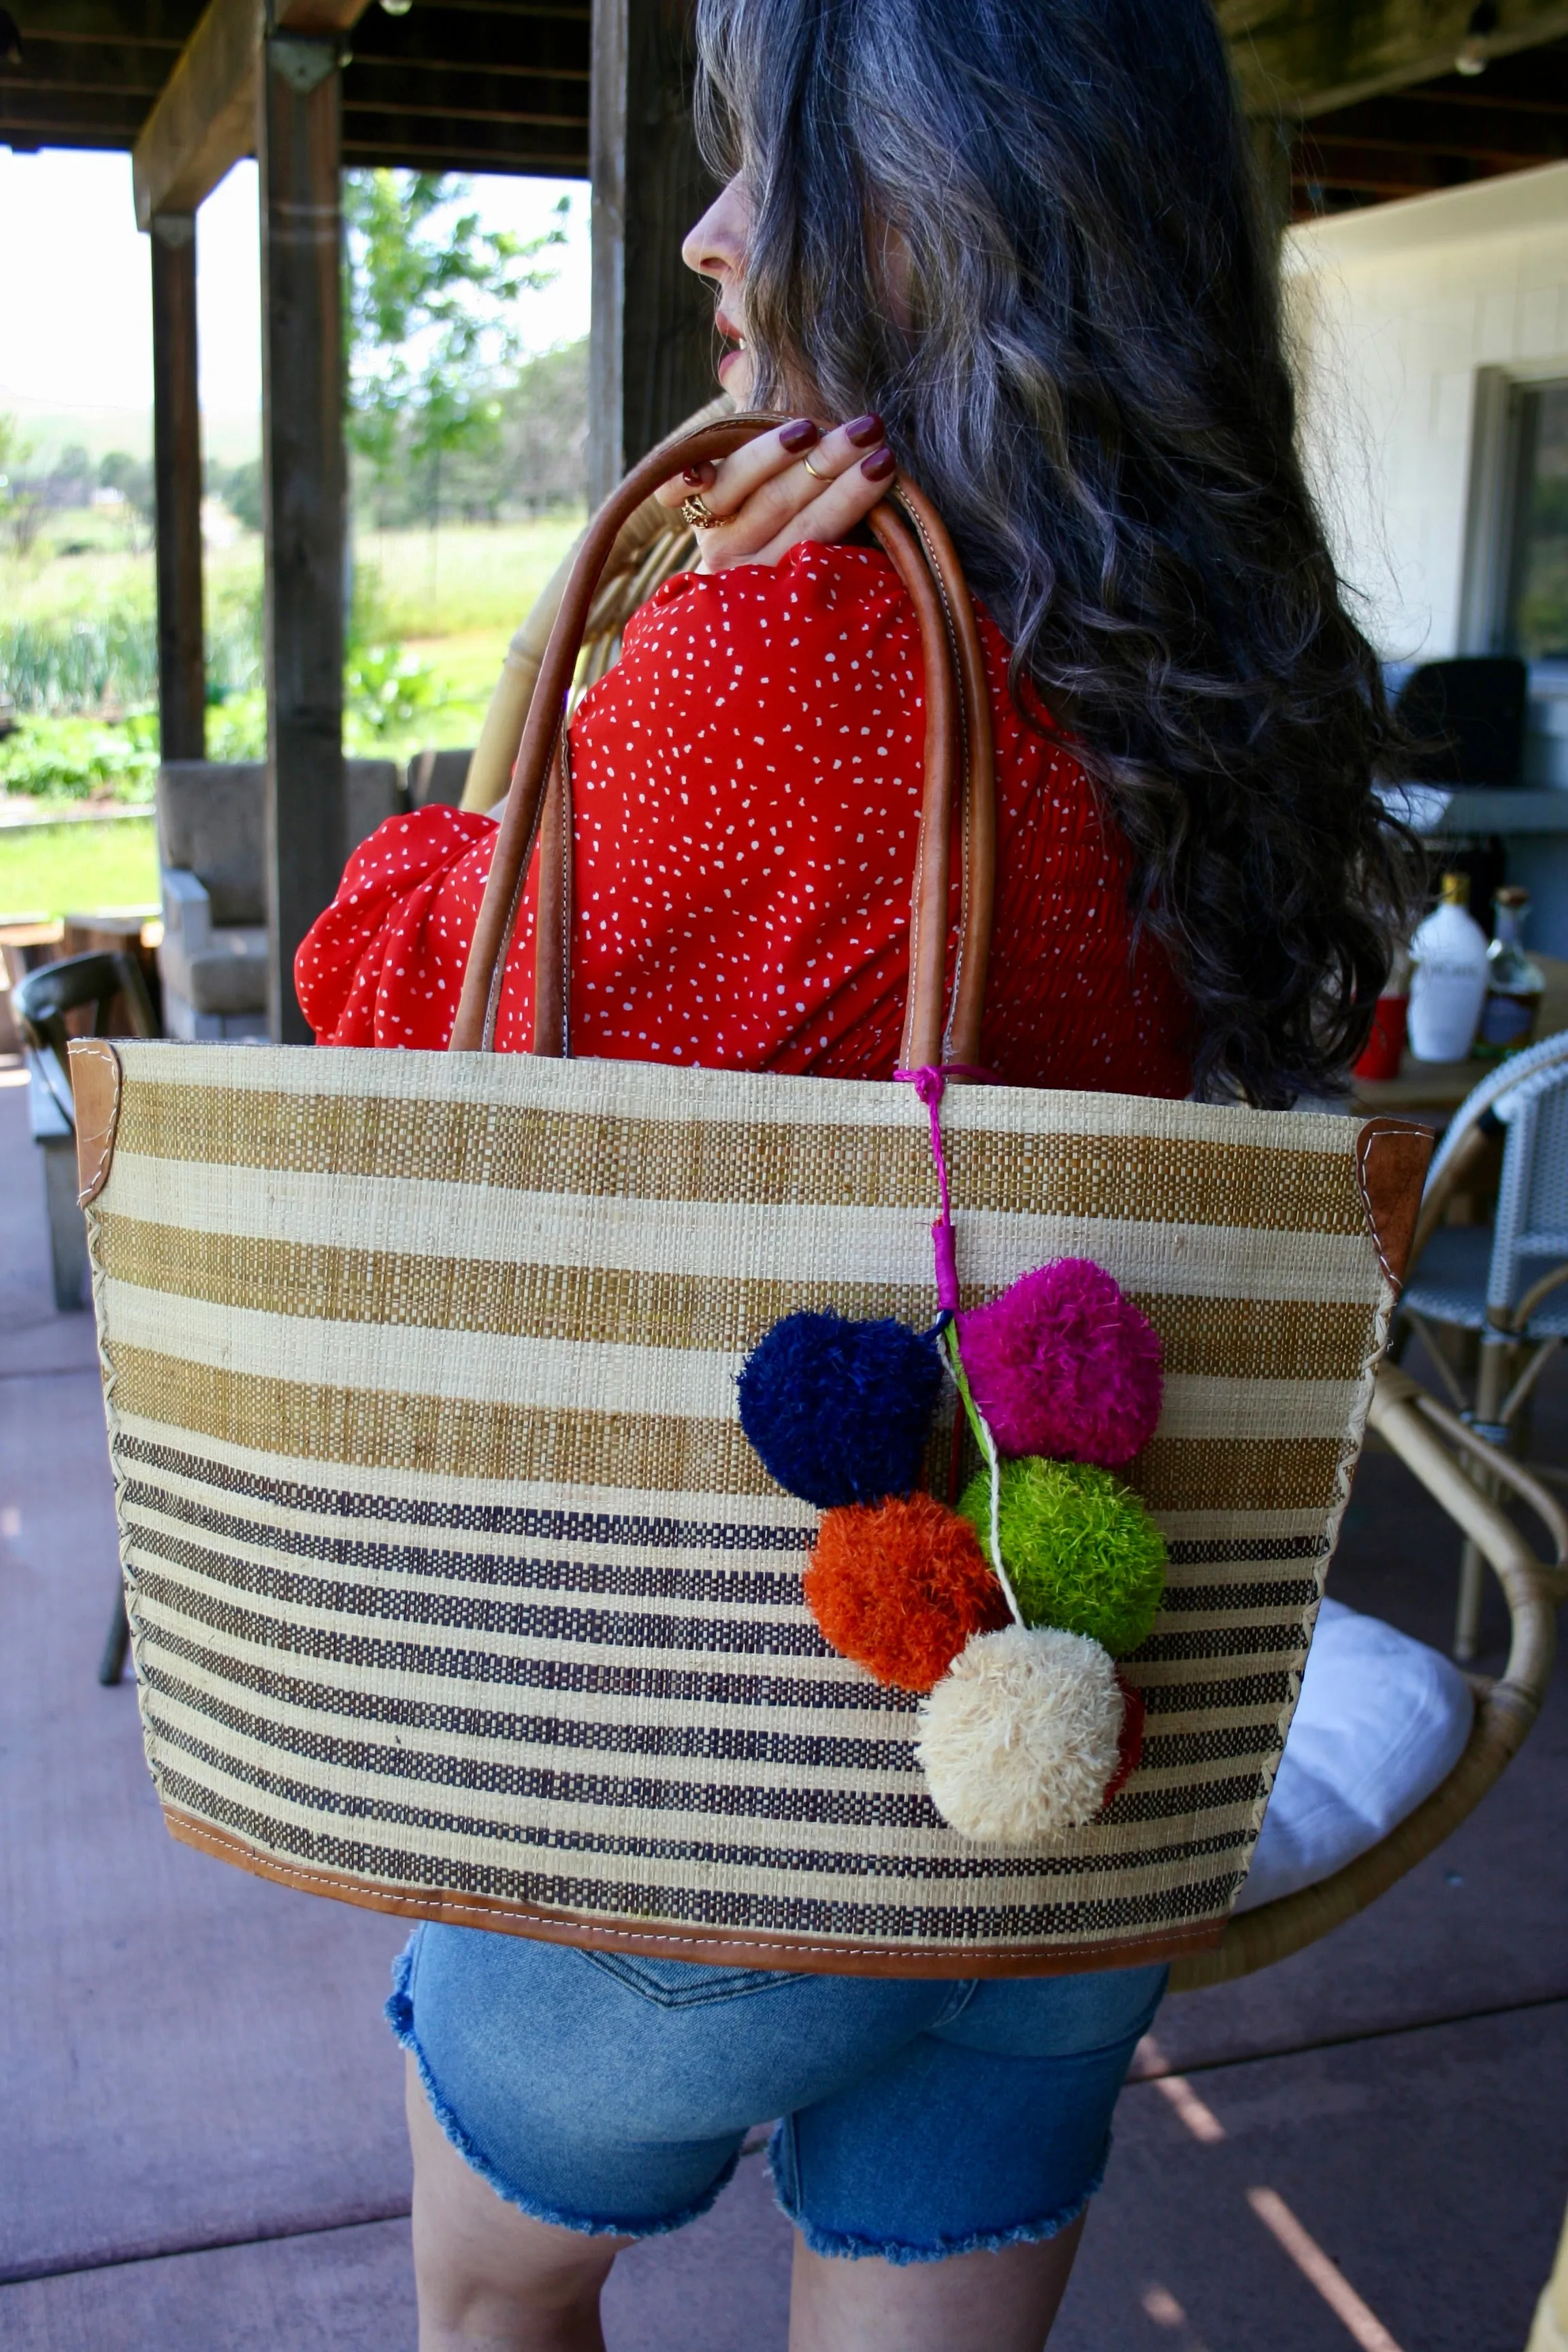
[{"xmin": 915, "ymin": 1624, "xmax": 1125, "ymax": 1846}]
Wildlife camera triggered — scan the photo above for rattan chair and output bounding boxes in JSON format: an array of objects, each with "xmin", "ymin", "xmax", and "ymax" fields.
[
  {"xmin": 12, "ymin": 951, "xmax": 158, "ymax": 1688},
  {"xmin": 459, "ymin": 416, "xmax": 1562, "ymax": 1980},
  {"xmin": 1395, "ymin": 1032, "xmax": 1568, "ymax": 1658},
  {"xmin": 1170, "ymin": 1360, "xmax": 1563, "ymax": 1989}
]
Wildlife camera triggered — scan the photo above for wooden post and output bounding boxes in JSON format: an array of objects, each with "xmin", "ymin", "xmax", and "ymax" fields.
[
  {"xmin": 589, "ymin": 0, "xmax": 715, "ymax": 508},
  {"xmin": 258, "ymin": 31, "xmax": 345, "ymax": 1045},
  {"xmin": 150, "ymin": 212, "xmax": 206, "ymax": 763}
]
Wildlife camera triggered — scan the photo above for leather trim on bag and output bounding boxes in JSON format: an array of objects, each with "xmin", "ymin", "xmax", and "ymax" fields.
[
  {"xmin": 68, "ymin": 1039, "xmax": 123, "ymax": 1206},
  {"xmin": 1354, "ymin": 1115, "xmax": 1435, "ymax": 1291},
  {"xmin": 161, "ymin": 1803, "xmax": 1225, "ymax": 1979}
]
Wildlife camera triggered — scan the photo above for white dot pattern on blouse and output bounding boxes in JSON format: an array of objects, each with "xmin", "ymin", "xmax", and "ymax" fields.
[{"xmin": 294, "ymin": 541, "xmax": 1191, "ymax": 1096}]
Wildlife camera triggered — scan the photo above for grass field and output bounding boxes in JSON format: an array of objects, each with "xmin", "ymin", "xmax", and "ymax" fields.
[
  {"xmin": 3, "ymin": 512, "xmax": 582, "ymax": 642},
  {"xmin": 1, "ymin": 514, "xmax": 583, "ymax": 778},
  {"xmin": 0, "ymin": 819, "xmax": 159, "ymax": 919},
  {"xmin": 358, "ymin": 515, "xmax": 583, "ymax": 638}
]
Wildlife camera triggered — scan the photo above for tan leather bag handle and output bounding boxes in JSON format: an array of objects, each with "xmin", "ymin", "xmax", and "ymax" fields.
[{"xmin": 450, "ymin": 415, "xmax": 996, "ymax": 1064}]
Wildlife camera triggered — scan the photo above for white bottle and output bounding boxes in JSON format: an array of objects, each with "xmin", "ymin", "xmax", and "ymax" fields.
[{"xmin": 1407, "ymin": 873, "xmax": 1490, "ymax": 1063}]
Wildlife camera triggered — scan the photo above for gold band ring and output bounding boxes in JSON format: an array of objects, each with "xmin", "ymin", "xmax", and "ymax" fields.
[
  {"xmin": 800, "ymin": 449, "xmax": 832, "ymax": 483},
  {"xmin": 681, "ymin": 492, "xmax": 720, "ymax": 530}
]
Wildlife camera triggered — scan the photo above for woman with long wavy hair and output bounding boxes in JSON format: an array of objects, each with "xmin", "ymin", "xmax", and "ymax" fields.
[{"xmin": 297, "ymin": 1, "xmax": 1413, "ymax": 2342}]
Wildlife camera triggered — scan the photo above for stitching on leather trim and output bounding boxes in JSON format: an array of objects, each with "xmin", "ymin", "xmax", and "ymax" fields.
[
  {"xmin": 76, "ymin": 1044, "xmax": 121, "ymax": 1207},
  {"xmin": 1354, "ymin": 1125, "xmax": 1399, "ymax": 1288}
]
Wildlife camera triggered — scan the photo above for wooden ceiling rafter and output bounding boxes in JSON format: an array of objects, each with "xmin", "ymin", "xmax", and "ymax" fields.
[
  {"xmin": 1292, "ymin": 34, "xmax": 1568, "ymax": 214},
  {"xmin": 1220, "ymin": 0, "xmax": 1568, "ymax": 120},
  {"xmin": 0, "ymin": 0, "xmax": 592, "ymax": 182},
  {"xmin": 4, "ymin": 0, "xmax": 1568, "ymax": 220}
]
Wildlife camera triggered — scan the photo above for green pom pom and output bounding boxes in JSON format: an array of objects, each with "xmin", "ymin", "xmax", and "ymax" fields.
[{"xmin": 958, "ymin": 1456, "xmax": 1166, "ymax": 1656}]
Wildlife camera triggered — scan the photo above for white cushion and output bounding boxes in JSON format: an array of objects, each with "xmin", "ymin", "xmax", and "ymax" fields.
[{"xmin": 1235, "ymin": 1598, "xmax": 1473, "ymax": 1912}]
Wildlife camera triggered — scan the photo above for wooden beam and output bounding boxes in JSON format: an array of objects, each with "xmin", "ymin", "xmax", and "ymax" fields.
[
  {"xmin": 259, "ymin": 31, "xmax": 345, "ymax": 1045},
  {"xmin": 131, "ymin": 0, "xmax": 259, "ymax": 226},
  {"xmin": 1220, "ymin": 0, "xmax": 1568, "ymax": 120},
  {"xmin": 341, "ymin": 120, "xmax": 589, "ymax": 174},
  {"xmin": 344, "ymin": 64, "xmax": 591, "ymax": 126},
  {"xmin": 8, "ymin": 35, "xmax": 182, "ymax": 93},
  {"xmin": 1294, "ymin": 142, "xmax": 1461, "ymax": 196},
  {"xmin": 14, "ymin": 3, "xmax": 204, "ymax": 39},
  {"xmin": 150, "ymin": 213, "xmax": 206, "ymax": 762},
  {"xmin": 588, "ymin": 0, "xmax": 715, "ymax": 507},
  {"xmin": 131, "ymin": 0, "xmax": 366, "ymax": 230},
  {"xmin": 1316, "ymin": 93, "xmax": 1568, "ymax": 161}
]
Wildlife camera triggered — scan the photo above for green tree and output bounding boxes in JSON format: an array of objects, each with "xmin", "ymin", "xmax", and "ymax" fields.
[
  {"xmin": 209, "ymin": 456, "xmax": 263, "ymax": 534},
  {"xmin": 343, "ymin": 170, "xmax": 566, "ymax": 527},
  {"xmin": 98, "ymin": 449, "xmax": 154, "ymax": 549},
  {"xmin": 0, "ymin": 412, "xmax": 41, "ymax": 554}
]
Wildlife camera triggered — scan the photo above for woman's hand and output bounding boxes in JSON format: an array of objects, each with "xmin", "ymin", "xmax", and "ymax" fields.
[{"xmin": 655, "ymin": 414, "xmax": 894, "ymax": 574}]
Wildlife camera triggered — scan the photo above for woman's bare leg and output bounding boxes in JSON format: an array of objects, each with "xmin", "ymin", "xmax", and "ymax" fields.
[
  {"xmin": 407, "ymin": 2055, "xmax": 634, "ymax": 2352},
  {"xmin": 786, "ymin": 2212, "xmax": 1086, "ymax": 2352}
]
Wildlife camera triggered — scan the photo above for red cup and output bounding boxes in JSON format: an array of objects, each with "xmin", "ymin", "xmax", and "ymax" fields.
[{"xmin": 1354, "ymin": 994, "xmax": 1407, "ymax": 1081}]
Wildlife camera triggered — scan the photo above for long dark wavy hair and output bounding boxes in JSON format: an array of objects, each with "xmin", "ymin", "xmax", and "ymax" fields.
[{"xmin": 694, "ymin": 0, "xmax": 1418, "ymax": 1105}]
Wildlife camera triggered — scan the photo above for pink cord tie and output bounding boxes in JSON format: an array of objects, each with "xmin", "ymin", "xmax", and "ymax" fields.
[{"xmin": 894, "ymin": 1064, "xmax": 1002, "ymax": 1312}]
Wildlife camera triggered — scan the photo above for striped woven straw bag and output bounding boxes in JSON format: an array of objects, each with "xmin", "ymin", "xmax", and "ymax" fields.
[{"xmin": 69, "ymin": 419, "xmax": 1433, "ymax": 1978}]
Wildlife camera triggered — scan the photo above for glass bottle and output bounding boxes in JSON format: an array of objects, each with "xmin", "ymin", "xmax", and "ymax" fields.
[
  {"xmin": 1407, "ymin": 873, "xmax": 1490, "ymax": 1063},
  {"xmin": 1478, "ymin": 885, "xmax": 1545, "ymax": 1054}
]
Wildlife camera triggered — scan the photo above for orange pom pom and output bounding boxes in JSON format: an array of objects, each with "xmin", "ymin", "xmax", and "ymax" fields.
[{"xmin": 804, "ymin": 1494, "xmax": 1012, "ymax": 1693}]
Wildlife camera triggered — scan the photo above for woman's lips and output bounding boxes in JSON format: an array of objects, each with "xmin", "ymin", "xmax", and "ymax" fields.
[{"xmin": 715, "ymin": 316, "xmax": 745, "ymax": 380}]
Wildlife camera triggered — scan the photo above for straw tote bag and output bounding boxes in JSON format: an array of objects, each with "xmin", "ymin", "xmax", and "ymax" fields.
[{"xmin": 69, "ymin": 417, "xmax": 1433, "ymax": 1978}]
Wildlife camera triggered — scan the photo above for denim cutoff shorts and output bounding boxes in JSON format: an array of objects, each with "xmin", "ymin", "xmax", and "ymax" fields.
[{"xmin": 389, "ymin": 1923, "xmax": 1166, "ymax": 2264}]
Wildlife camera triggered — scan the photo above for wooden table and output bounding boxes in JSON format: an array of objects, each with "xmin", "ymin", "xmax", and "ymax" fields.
[
  {"xmin": 1351, "ymin": 951, "xmax": 1568, "ymax": 1124},
  {"xmin": 61, "ymin": 906, "xmax": 164, "ymax": 1038}
]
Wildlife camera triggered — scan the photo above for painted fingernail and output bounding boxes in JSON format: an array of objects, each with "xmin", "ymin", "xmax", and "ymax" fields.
[
  {"xmin": 844, "ymin": 413, "xmax": 884, "ymax": 447},
  {"xmin": 682, "ymin": 461, "xmax": 715, "ymax": 486},
  {"xmin": 779, "ymin": 417, "xmax": 821, "ymax": 451},
  {"xmin": 860, "ymin": 446, "xmax": 896, "ymax": 480}
]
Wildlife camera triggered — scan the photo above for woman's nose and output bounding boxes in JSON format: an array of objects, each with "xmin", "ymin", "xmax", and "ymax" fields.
[{"xmin": 681, "ymin": 174, "xmax": 750, "ymax": 282}]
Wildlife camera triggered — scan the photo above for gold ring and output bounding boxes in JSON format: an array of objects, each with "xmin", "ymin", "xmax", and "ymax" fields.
[
  {"xmin": 800, "ymin": 449, "xmax": 832, "ymax": 483},
  {"xmin": 681, "ymin": 492, "xmax": 720, "ymax": 529}
]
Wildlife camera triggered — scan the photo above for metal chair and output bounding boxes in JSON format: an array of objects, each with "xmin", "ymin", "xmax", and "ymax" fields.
[
  {"xmin": 11, "ymin": 951, "xmax": 157, "ymax": 1688},
  {"xmin": 1394, "ymin": 1028, "xmax": 1568, "ymax": 1658},
  {"xmin": 13, "ymin": 949, "xmax": 157, "ymax": 1105}
]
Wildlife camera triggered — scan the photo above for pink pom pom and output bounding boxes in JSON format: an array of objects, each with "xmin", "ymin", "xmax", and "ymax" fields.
[{"xmin": 956, "ymin": 1260, "xmax": 1162, "ymax": 1467}]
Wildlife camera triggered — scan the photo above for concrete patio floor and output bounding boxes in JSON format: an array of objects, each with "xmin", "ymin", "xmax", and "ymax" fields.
[{"xmin": 1, "ymin": 1051, "xmax": 1564, "ymax": 2351}]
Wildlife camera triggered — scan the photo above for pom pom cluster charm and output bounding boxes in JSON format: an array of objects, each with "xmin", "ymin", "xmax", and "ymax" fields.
[{"xmin": 734, "ymin": 1065, "xmax": 1169, "ymax": 1848}]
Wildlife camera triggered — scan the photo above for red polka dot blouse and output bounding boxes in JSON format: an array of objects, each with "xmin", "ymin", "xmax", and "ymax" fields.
[{"xmin": 295, "ymin": 542, "xmax": 1192, "ymax": 1094}]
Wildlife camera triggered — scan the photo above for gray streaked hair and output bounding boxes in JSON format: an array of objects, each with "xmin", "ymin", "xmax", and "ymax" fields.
[{"xmin": 693, "ymin": 0, "xmax": 1417, "ymax": 1106}]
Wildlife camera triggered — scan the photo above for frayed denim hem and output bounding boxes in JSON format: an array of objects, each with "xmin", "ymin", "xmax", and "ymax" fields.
[
  {"xmin": 766, "ymin": 2118, "xmax": 1105, "ymax": 2266},
  {"xmin": 385, "ymin": 1936, "xmax": 740, "ymax": 2243}
]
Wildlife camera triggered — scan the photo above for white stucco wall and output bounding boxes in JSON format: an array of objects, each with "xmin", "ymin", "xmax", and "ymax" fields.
[{"xmin": 1286, "ymin": 161, "xmax": 1568, "ymax": 668}]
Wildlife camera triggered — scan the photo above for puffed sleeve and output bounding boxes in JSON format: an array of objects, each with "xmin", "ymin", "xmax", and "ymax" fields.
[{"xmin": 295, "ymin": 804, "xmax": 496, "ymax": 1048}]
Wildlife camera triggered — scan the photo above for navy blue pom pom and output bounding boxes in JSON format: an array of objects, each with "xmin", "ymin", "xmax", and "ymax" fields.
[{"xmin": 736, "ymin": 1311, "xmax": 944, "ymax": 1508}]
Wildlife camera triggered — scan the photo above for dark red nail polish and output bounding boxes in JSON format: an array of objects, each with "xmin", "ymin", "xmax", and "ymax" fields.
[
  {"xmin": 860, "ymin": 446, "xmax": 896, "ymax": 480},
  {"xmin": 779, "ymin": 417, "xmax": 821, "ymax": 451},
  {"xmin": 682, "ymin": 462, "xmax": 715, "ymax": 486},
  {"xmin": 844, "ymin": 413, "xmax": 884, "ymax": 447}
]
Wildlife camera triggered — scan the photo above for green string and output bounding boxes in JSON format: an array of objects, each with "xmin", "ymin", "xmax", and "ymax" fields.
[{"xmin": 940, "ymin": 1321, "xmax": 1024, "ymax": 1629}]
